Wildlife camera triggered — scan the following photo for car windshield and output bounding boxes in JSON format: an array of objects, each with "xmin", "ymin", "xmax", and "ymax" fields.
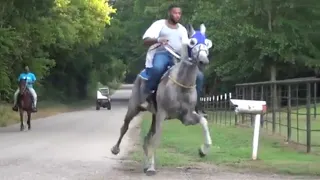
[{"xmin": 99, "ymin": 88, "xmax": 109, "ymax": 96}]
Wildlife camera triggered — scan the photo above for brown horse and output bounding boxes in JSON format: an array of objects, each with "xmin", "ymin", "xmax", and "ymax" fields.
[{"xmin": 17, "ymin": 78, "xmax": 33, "ymax": 131}]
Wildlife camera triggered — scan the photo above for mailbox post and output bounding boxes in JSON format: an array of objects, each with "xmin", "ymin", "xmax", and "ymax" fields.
[{"xmin": 230, "ymin": 99, "xmax": 267, "ymax": 160}]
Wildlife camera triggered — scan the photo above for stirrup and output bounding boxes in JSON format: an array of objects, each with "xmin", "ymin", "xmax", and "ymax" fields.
[{"xmin": 140, "ymin": 101, "xmax": 149, "ymax": 109}]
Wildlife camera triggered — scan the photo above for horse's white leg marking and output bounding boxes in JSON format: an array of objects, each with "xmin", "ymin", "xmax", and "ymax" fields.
[
  {"xmin": 147, "ymin": 154, "xmax": 155, "ymax": 171},
  {"xmin": 143, "ymin": 154, "xmax": 149, "ymax": 170},
  {"xmin": 200, "ymin": 116, "xmax": 212, "ymax": 154},
  {"xmin": 146, "ymin": 111, "xmax": 166, "ymax": 173}
]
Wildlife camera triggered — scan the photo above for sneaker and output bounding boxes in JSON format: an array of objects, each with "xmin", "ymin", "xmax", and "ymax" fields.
[
  {"xmin": 140, "ymin": 101, "xmax": 149, "ymax": 109},
  {"xmin": 12, "ymin": 105, "xmax": 18, "ymax": 112},
  {"xmin": 32, "ymin": 107, "xmax": 37, "ymax": 113}
]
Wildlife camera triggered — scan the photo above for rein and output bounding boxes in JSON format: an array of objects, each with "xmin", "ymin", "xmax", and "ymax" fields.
[
  {"xmin": 168, "ymin": 75, "xmax": 196, "ymax": 89},
  {"xmin": 164, "ymin": 44, "xmax": 199, "ymax": 89},
  {"xmin": 19, "ymin": 80, "xmax": 27, "ymax": 95}
]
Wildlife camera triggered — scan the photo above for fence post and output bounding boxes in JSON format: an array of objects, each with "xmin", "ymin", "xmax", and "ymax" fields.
[
  {"xmin": 272, "ymin": 83, "xmax": 277, "ymax": 133},
  {"xmin": 250, "ymin": 86, "xmax": 254, "ymax": 126},
  {"xmin": 260, "ymin": 85, "xmax": 264, "ymax": 127},
  {"xmin": 235, "ymin": 87, "xmax": 238, "ymax": 125},
  {"xmin": 224, "ymin": 93, "xmax": 227, "ymax": 125},
  {"xmin": 215, "ymin": 96, "xmax": 218, "ymax": 123},
  {"xmin": 306, "ymin": 83, "xmax": 311, "ymax": 153},
  {"xmin": 287, "ymin": 85, "xmax": 292, "ymax": 142},
  {"xmin": 314, "ymin": 83, "xmax": 317, "ymax": 120},
  {"xmin": 241, "ymin": 87, "xmax": 245, "ymax": 124}
]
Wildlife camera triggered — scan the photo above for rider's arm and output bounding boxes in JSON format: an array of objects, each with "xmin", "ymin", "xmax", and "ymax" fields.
[
  {"xmin": 17, "ymin": 74, "xmax": 22, "ymax": 81},
  {"xmin": 31, "ymin": 73, "xmax": 36, "ymax": 82},
  {"xmin": 179, "ymin": 25, "xmax": 189, "ymax": 43},
  {"xmin": 142, "ymin": 20, "xmax": 164, "ymax": 47},
  {"xmin": 143, "ymin": 38, "xmax": 158, "ymax": 46}
]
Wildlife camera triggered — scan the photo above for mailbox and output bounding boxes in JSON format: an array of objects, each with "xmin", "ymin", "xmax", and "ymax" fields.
[
  {"xmin": 230, "ymin": 99, "xmax": 267, "ymax": 160},
  {"xmin": 230, "ymin": 99, "xmax": 267, "ymax": 114}
]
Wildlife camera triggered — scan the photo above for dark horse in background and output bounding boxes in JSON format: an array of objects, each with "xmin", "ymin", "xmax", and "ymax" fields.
[{"xmin": 17, "ymin": 78, "xmax": 33, "ymax": 131}]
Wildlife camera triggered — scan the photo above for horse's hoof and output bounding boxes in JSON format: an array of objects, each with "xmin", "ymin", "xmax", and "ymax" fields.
[
  {"xmin": 111, "ymin": 146, "xmax": 120, "ymax": 155},
  {"xmin": 28, "ymin": 127, "xmax": 31, "ymax": 130},
  {"xmin": 143, "ymin": 168, "xmax": 148, "ymax": 173},
  {"xmin": 20, "ymin": 126, "xmax": 25, "ymax": 131},
  {"xmin": 198, "ymin": 148, "xmax": 206, "ymax": 158},
  {"xmin": 145, "ymin": 169, "xmax": 156, "ymax": 176}
]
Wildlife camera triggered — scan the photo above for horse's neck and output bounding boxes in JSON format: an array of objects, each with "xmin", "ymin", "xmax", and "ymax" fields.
[{"xmin": 173, "ymin": 60, "xmax": 198, "ymax": 87}]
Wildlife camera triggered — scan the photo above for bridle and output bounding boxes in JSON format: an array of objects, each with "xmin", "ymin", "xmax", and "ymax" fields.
[{"xmin": 19, "ymin": 79, "xmax": 27, "ymax": 95}]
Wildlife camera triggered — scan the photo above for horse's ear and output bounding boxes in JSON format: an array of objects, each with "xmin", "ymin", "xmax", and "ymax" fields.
[
  {"xmin": 185, "ymin": 24, "xmax": 195, "ymax": 38},
  {"xmin": 200, "ymin": 24, "xmax": 206, "ymax": 34}
]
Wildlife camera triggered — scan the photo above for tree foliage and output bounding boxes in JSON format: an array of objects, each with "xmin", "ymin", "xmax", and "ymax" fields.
[
  {"xmin": 0, "ymin": 0, "xmax": 120, "ymax": 101},
  {"xmin": 1, "ymin": 0, "xmax": 319, "ymax": 100},
  {"xmin": 120, "ymin": 0, "xmax": 320, "ymax": 93}
]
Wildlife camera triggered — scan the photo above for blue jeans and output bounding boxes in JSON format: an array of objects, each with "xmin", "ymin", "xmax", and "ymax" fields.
[
  {"xmin": 145, "ymin": 51, "xmax": 174, "ymax": 92},
  {"xmin": 196, "ymin": 71, "xmax": 204, "ymax": 102},
  {"xmin": 145, "ymin": 51, "xmax": 205, "ymax": 99}
]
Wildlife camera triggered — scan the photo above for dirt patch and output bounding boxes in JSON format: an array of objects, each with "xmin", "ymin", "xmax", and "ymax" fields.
[{"xmin": 109, "ymin": 159, "xmax": 316, "ymax": 180}]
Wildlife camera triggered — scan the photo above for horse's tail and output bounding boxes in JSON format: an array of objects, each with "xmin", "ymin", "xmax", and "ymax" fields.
[{"xmin": 131, "ymin": 75, "xmax": 143, "ymax": 97}]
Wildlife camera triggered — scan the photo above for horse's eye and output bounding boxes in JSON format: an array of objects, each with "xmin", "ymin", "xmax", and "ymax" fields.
[
  {"xmin": 188, "ymin": 38, "xmax": 198, "ymax": 47},
  {"xmin": 205, "ymin": 39, "xmax": 213, "ymax": 49}
]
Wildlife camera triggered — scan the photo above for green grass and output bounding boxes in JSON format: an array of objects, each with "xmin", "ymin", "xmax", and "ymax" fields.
[
  {"xmin": 206, "ymin": 103, "xmax": 320, "ymax": 153},
  {"xmin": 131, "ymin": 113, "xmax": 320, "ymax": 176}
]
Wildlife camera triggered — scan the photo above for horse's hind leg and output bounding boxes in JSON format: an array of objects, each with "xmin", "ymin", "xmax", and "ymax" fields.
[
  {"xmin": 144, "ymin": 110, "xmax": 166, "ymax": 176},
  {"xmin": 111, "ymin": 106, "xmax": 140, "ymax": 155},
  {"xmin": 27, "ymin": 112, "xmax": 31, "ymax": 130},
  {"xmin": 19, "ymin": 110, "xmax": 24, "ymax": 131}
]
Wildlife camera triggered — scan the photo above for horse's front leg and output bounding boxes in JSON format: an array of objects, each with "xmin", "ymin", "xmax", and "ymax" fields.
[
  {"xmin": 27, "ymin": 112, "xmax": 31, "ymax": 130},
  {"xmin": 144, "ymin": 110, "xmax": 166, "ymax": 176},
  {"xmin": 197, "ymin": 113, "xmax": 212, "ymax": 157},
  {"xmin": 19, "ymin": 110, "xmax": 24, "ymax": 131},
  {"xmin": 183, "ymin": 111, "xmax": 212, "ymax": 157}
]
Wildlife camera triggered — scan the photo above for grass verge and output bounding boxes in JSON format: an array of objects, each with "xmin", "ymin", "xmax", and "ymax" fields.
[
  {"xmin": 207, "ymin": 108, "xmax": 320, "ymax": 153},
  {"xmin": 0, "ymin": 99, "xmax": 94, "ymax": 127},
  {"xmin": 131, "ymin": 113, "xmax": 320, "ymax": 176}
]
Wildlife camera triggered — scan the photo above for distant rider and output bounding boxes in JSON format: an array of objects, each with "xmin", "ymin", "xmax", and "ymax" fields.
[
  {"xmin": 141, "ymin": 4, "xmax": 206, "ymax": 115},
  {"xmin": 12, "ymin": 65, "xmax": 38, "ymax": 112}
]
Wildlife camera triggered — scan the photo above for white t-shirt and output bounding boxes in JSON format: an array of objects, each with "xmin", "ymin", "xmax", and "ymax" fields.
[{"xmin": 142, "ymin": 19, "xmax": 188, "ymax": 68}]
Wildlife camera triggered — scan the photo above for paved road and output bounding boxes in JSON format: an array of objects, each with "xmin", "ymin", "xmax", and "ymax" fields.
[{"xmin": 0, "ymin": 84, "xmax": 139, "ymax": 180}]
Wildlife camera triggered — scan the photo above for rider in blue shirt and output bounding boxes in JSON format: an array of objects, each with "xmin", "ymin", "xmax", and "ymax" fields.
[{"xmin": 12, "ymin": 66, "xmax": 38, "ymax": 112}]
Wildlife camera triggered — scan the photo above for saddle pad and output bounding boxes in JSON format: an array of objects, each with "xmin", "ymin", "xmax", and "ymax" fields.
[
  {"xmin": 138, "ymin": 69, "xmax": 149, "ymax": 80},
  {"xmin": 138, "ymin": 66, "xmax": 174, "ymax": 81}
]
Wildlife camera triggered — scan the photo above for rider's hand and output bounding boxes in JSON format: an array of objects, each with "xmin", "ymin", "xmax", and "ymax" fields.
[{"xmin": 157, "ymin": 37, "xmax": 168, "ymax": 45}]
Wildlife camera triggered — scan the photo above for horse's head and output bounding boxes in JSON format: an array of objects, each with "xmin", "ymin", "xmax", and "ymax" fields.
[
  {"xmin": 184, "ymin": 24, "xmax": 213, "ymax": 65},
  {"xmin": 19, "ymin": 77, "xmax": 27, "ymax": 95}
]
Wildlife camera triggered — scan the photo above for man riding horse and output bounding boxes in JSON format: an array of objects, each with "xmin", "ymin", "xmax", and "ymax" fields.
[
  {"xmin": 141, "ymin": 4, "xmax": 207, "ymax": 115},
  {"xmin": 12, "ymin": 65, "xmax": 38, "ymax": 112}
]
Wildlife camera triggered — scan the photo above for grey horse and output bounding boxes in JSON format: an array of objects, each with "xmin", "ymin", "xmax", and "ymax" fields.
[{"xmin": 111, "ymin": 23, "xmax": 213, "ymax": 176}]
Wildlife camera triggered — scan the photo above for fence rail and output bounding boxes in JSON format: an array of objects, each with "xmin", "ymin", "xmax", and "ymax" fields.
[{"xmin": 201, "ymin": 77, "xmax": 320, "ymax": 153}]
